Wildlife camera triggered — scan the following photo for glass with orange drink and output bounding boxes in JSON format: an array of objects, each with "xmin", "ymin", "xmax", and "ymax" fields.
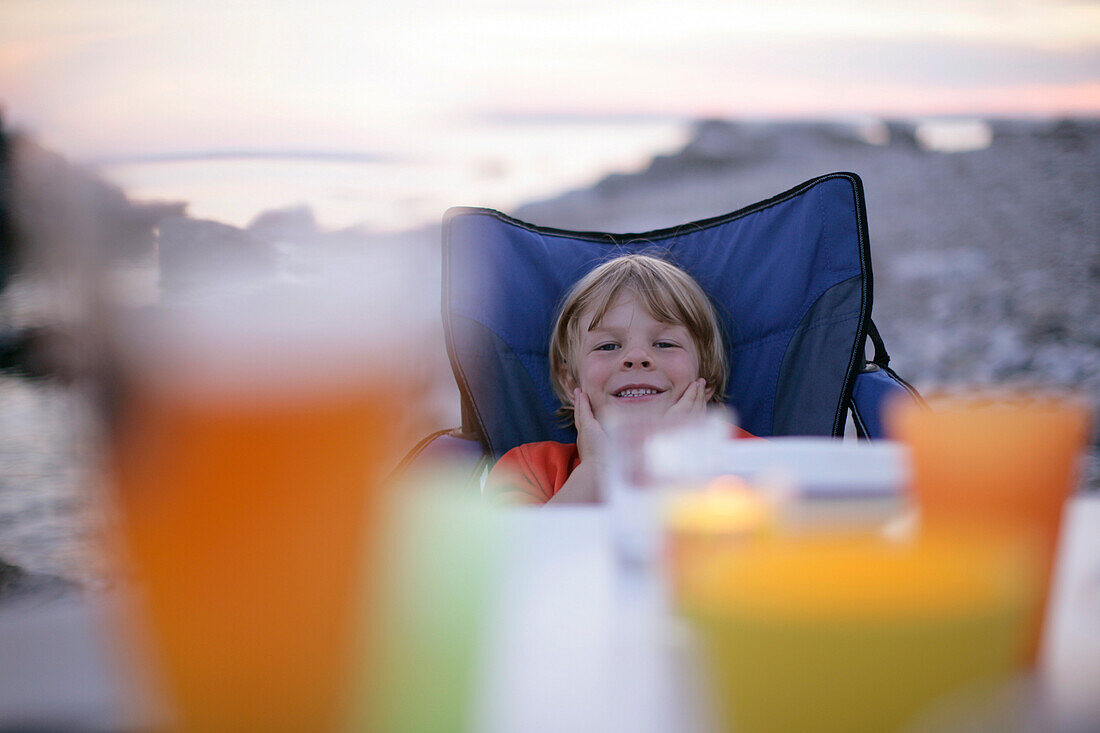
[
  {"xmin": 888, "ymin": 392, "xmax": 1091, "ymax": 665},
  {"xmin": 103, "ymin": 282, "xmax": 418, "ymax": 732}
]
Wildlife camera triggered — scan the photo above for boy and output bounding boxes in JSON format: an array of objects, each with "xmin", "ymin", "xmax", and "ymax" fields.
[{"xmin": 486, "ymin": 253, "xmax": 752, "ymax": 504}]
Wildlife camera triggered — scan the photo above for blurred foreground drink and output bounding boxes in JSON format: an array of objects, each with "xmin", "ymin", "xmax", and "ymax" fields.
[
  {"xmin": 888, "ymin": 393, "xmax": 1091, "ymax": 665},
  {"xmin": 352, "ymin": 487, "xmax": 501, "ymax": 732},
  {"xmin": 682, "ymin": 537, "xmax": 1031, "ymax": 733},
  {"xmin": 104, "ymin": 285, "xmax": 412, "ymax": 732},
  {"xmin": 603, "ymin": 409, "xmax": 734, "ymax": 567}
]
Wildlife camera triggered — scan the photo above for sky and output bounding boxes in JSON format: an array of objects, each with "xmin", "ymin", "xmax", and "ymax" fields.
[{"xmin": 1, "ymin": 0, "xmax": 1098, "ymax": 160}]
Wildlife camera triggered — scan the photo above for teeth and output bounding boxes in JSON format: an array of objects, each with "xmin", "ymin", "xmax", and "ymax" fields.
[{"xmin": 616, "ymin": 388, "xmax": 658, "ymax": 398}]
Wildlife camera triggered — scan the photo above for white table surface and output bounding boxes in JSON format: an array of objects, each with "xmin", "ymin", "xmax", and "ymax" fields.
[
  {"xmin": 2, "ymin": 495, "xmax": 1099, "ymax": 732},
  {"xmin": 474, "ymin": 505, "xmax": 714, "ymax": 733}
]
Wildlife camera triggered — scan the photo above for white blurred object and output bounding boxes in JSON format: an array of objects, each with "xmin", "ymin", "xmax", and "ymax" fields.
[
  {"xmin": 644, "ymin": 410, "xmax": 736, "ymax": 486},
  {"xmin": 602, "ymin": 409, "xmax": 734, "ymax": 568},
  {"xmin": 914, "ymin": 119, "xmax": 993, "ymax": 153},
  {"xmin": 1044, "ymin": 498, "xmax": 1100, "ymax": 732},
  {"xmin": 663, "ymin": 436, "xmax": 911, "ymax": 532},
  {"xmin": 610, "ymin": 428, "xmax": 912, "ymax": 564},
  {"xmin": 668, "ymin": 436, "xmax": 909, "ymax": 497}
]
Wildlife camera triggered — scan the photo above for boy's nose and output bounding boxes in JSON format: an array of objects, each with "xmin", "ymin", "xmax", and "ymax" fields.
[{"xmin": 621, "ymin": 346, "xmax": 652, "ymax": 369}]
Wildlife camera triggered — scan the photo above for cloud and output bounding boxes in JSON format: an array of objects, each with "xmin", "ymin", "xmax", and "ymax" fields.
[
  {"xmin": 661, "ymin": 37, "xmax": 1100, "ymax": 89},
  {"xmin": 2, "ymin": 0, "xmax": 1099, "ymax": 157}
]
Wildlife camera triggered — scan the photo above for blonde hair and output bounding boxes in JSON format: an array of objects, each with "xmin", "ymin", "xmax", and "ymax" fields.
[{"xmin": 549, "ymin": 254, "xmax": 728, "ymax": 423}]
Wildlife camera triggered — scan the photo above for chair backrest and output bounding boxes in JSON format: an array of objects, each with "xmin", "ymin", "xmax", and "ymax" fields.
[{"xmin": 444, "ymin": 172, "xmax": 876, "ymax": 459}]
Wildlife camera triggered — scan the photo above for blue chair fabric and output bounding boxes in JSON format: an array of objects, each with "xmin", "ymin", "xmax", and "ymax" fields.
[{"xmin": 849, "ymin": 321, "xmax": 924, "ymax": 439}]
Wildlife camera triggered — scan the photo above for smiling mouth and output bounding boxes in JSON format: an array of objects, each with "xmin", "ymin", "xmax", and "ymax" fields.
[{"xmin": 614, "ymin": 387, "xmax": 663, "ymax": 398}]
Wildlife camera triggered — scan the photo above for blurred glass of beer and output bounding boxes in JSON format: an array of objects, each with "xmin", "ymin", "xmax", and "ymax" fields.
[{"xmin": 104, "ymin": 278, "xmax": 416, "ymax": 732}]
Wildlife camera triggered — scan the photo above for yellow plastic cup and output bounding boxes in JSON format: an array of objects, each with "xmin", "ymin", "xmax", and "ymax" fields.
[
  {"xmin": 682, "ymin": 536, "xmax": 1032, "ymax": 733},
  {"xmin": 663, "ymin": 477, "xmax": 773, "ymax": 604}
]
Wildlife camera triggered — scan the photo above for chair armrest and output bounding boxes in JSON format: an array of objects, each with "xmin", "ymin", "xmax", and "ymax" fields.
[
  {"xmin": 849, "ymin": 365, "xmax": 922, "ymax": 440},
  {"xmin": 391, "ymin": 429, "xmax": 489, "ymax": 490}
]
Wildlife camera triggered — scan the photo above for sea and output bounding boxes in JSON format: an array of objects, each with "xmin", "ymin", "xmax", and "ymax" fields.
[{"xmin": 90, "ymin": 117, "xmax": 693, "ymax": 232}]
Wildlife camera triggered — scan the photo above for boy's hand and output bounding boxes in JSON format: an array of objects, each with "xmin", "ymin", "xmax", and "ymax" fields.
[
  {"xmin": 573, "ymin": 388, "xmax": 610, "ymax": 468},
  {"xmin": 664, "ymin": 377, "xmax": 708, "ymax": 423},
  {"xmin": 546, "ymin": 389, "xmax": 608, "ymax": 504}
]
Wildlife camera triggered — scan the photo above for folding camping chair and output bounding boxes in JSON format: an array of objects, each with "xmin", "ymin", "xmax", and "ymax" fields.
[{"xmin": 399, "ymin": 172, "xmax": 920, "ymax": 483}]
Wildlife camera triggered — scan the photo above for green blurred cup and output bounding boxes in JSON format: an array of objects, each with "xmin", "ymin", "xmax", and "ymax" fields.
[{"xmin": 349, "ymin": 479, "xmax": 501, "ymax": 733}]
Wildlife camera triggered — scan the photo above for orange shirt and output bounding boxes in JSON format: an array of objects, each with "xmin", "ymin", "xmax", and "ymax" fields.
[
  {"xmin": 486, "ymin": 427, "xmax": 755, "ymax": 504},
  {"xmin": 485, "ymin": 441, "xmax": 582, "ymax": 505}
]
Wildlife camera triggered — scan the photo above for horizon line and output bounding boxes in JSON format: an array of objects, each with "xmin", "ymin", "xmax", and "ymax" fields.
[
  {"xmin": 87, "ymin": 149, "xmax": 393, "ymax": 167},
  {"xmin": 79, "ymin": 113, "xmax": 1100, "ymax": 166}
]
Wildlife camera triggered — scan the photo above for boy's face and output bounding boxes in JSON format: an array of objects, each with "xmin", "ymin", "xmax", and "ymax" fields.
[{"xmin": 563, "ymin": 290, "xmax": 713, "ymax": 424}]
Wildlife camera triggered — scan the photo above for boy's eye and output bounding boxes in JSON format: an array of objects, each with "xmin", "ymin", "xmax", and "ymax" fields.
[
  {"xmin": 595, "ymin": 343, "xmax": 619, "ymax": 351},
  {"xmin": 654, "ymin": 341, "xmax": 678, "ymax": 349}
]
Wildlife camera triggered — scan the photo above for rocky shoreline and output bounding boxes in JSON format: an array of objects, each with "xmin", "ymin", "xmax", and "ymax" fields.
[{"xmin": 517, "ymin": 117, "xmax": 1100, "ymax": 433}]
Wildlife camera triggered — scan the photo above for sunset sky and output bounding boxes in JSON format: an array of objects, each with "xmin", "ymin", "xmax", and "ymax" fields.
[{"xmin": 2, "ymin": 0, "xmax": 1098, "ymax": 161}]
